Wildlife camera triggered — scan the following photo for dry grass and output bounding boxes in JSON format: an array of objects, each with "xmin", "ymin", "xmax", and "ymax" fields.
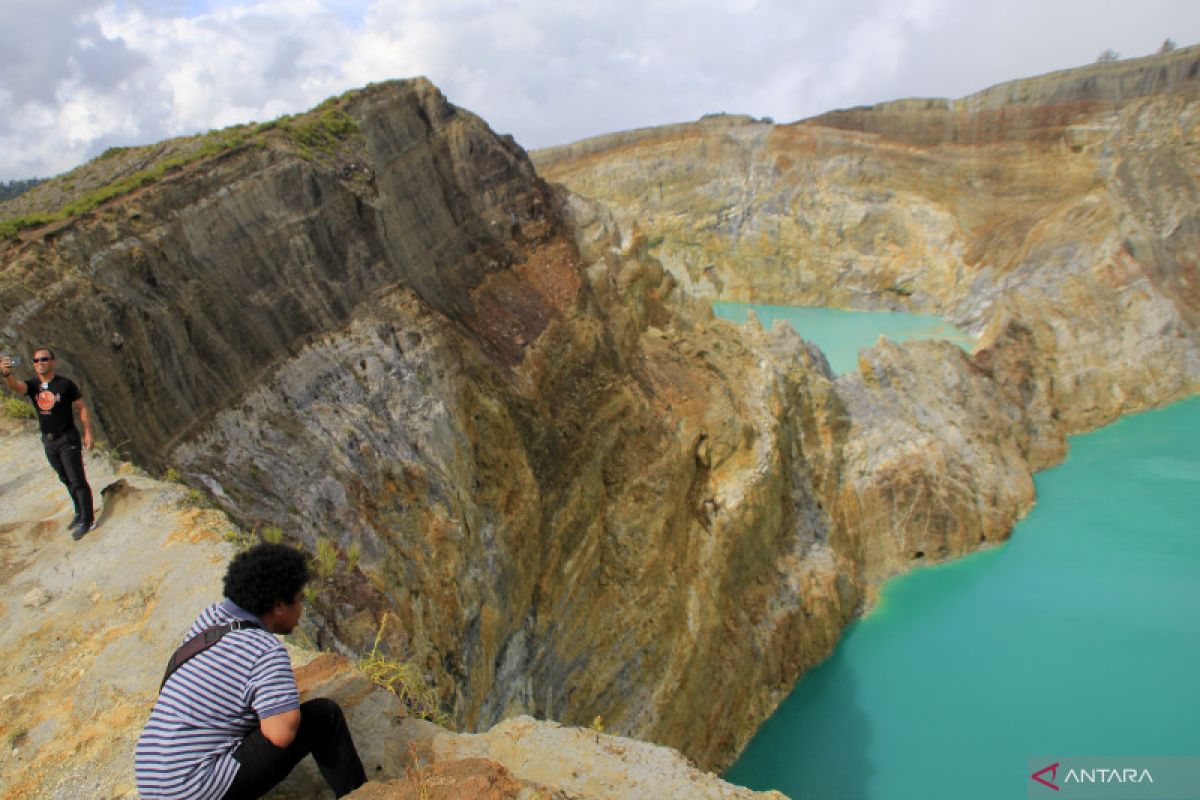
[{"xmin": 357, "ymin": 614, "xmax": 448, "ymax": 725}]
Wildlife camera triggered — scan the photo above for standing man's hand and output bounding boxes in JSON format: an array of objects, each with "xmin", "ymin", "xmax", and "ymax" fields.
[
  {"xmin": 0, "ymin": 357, "xmax": 21, "ymax": 393},
  {"xmin": 75, "ymin": 398, "xmax": 95, "ymax": 449}
]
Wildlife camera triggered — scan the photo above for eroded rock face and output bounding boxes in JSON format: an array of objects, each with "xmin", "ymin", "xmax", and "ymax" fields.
[
  {"xmin": 534, "ymin": 45, "xmax": 1200, "ymax": 437},
  {"xmin": 0, "ymin": 70, "xmax": 1087, "ymax": 775}
]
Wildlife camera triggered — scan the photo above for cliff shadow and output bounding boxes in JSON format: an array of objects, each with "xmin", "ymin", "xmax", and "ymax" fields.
[{"xmin": 724, "ymin": 649, "xmax": 873, "ymax": 800}]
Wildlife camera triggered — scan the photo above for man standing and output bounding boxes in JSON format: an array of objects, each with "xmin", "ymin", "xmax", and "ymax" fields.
[
  {"xmin": 136, "ymin": 543, "xmax": 367, "ymax": 800},
  {"xmin": 1, "ymin": 348, "xmax": 96, "ymax": 538}
]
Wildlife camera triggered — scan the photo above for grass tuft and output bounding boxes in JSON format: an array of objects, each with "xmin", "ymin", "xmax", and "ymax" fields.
[
  {"xmin": 357, "ymin": 614, "xmax": 449, "ymax": 725},
  {"xmin": 314, "ymin": 537, "xmax": 339, "ymax": 579}
]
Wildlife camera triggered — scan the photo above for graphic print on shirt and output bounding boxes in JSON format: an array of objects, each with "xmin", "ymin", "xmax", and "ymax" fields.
[{"xmin": 36, "ymin": 388, "xmax": 59, "ymax": 414}]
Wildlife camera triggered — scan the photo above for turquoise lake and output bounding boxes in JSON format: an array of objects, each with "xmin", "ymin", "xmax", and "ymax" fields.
[
  {"xmin": 712, "ymin": 301, "xmax": 974, "ymax": 375},
  {"xmin": 713, "ymin": 304, "xmax": 1200, "ymax": 798}
]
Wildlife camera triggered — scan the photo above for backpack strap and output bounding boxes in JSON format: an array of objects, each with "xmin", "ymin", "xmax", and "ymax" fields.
[{"xmin": 160, "ymin": 619, "xmax": 263, "ymax": 691}]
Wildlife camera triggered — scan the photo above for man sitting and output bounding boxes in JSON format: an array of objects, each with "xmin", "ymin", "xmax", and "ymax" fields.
[{"xmin": 136, "ymin": 543, "xmax": 367, "ymax": 799}]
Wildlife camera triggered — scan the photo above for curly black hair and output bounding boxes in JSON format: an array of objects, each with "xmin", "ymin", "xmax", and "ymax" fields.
[{"xmin": 223, "ymin": 543, "xmax": 310, "ymax": 614}]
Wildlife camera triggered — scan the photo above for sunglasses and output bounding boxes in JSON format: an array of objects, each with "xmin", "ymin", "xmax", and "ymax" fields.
[{"xmin": 32, "ymin": 357, "xmax": 53, "ymax": 363}]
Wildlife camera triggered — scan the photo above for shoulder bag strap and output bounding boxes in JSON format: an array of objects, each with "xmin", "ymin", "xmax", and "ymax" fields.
[{"xmin": 159, "ymin": 619, "xmax": 263, "ymax": 691}]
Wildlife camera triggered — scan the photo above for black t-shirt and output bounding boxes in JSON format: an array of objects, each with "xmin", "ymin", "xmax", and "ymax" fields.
[{"xmin": 23, "ymin": 375, "xmax": 82, "ymax": 436}]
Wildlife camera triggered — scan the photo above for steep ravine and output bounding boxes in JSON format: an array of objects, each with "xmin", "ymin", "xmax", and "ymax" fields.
[{"xmin": 0, "ymin": 70, "xmax": 1107, "ymax": 776}]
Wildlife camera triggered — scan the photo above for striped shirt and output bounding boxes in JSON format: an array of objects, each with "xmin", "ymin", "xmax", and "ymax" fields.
[{"xmin": 135, "ymin": 600, "xmax": 299, "ymax": 800}]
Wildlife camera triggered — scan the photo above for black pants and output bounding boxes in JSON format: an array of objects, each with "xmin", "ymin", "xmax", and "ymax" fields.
[
  {"xmin": 43, "ymin": 429, "xmax": 93, "ymax": 524},
  {"xmin": 223, "ymin": 698, "xmax": 366, "ymax": 800}
]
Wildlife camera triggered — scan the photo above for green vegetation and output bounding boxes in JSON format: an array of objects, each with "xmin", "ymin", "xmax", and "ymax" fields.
[
  {"xmin": 223, "ymin": 527, "xmax": 254, "ymax": 549},
  {"xmin": 358, "ymin": 615, "xmax": 448, "ymax": 725},
  {"xmin": 314, "ymin": 537, "xmax": 339, "ymax": 579},
  {"xmin": 163, "ymin": 467, "xmax": 184, "ymax": 483},
  {"xmin": 97, "ymin": 146, "xmax": 131, "ymax": 161},
  {"xmin": 92, "ymin": 438, "xmax": 127, "ymax": 462},
  {"xmin": 281, "ymin": 108, "xmax": 358, "ymax": 159},
  {"xmin": 260, "ymin": 525, "xmax": 284, "ymax": 545},
  {"xmin": 0, "ymin": 129, "xmax": 250, "ymax": 241},
  {"xmin": 0, "ymin": 213, "xmax": 54, "ymax": 240},
  {"xmin": 0, "ymin": 91, "xmax": 360, "ymax": 241},
  {"xmin": 346, "ymin": 541, "xmax": 362, "ymax": 572},
  {"xmin": 2, "ymin": 395, "xmax": 34, "ymax": 419}
]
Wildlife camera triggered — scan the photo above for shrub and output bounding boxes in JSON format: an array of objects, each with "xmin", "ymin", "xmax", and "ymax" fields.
[
  {"xmin": 2, "ymin": 395, "xmax": 34, "ymax": 419},
  {"xmin": 260, "ymin": 525, "xmax": 284, "ymax": 544},
  {"xmin": 285, "ymin": 109, "xmax": 358, "ymax": 157},
  {"xmin": 357, "ymin": 614, "xmax": 448, "ymax": 725}
]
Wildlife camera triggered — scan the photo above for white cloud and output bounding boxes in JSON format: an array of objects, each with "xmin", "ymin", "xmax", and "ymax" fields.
[{"xmin": 1, "ymin": 0, "xmax": 1199, "ymax": 180}]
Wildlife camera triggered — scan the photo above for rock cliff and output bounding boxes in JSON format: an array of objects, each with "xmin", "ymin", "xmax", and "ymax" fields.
[
  {"xmin": 0, "ymin": 53, "xmax": 1167, "ymax": 784},
  {"xmin": 534, "ymin": 45, "xmax": 1200, "ymax": 437}
]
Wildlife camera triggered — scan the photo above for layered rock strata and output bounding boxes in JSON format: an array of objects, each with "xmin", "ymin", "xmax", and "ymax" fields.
[
  {"xmin": 534, "ymin": 45, "xmax": 1200, "ymax": 435},
  {"xmin": 1, "ymin": 72, "xmax": 1064, "ymax": 776}
]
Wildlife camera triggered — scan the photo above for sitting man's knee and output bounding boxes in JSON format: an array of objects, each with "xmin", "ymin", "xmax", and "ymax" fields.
[{"xmin": 301, "ymin": 697, "xmax": 345, "ymax": 723}]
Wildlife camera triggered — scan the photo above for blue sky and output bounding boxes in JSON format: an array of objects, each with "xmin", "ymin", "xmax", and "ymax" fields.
[{"xmin": 1, "ymin": 0, "xmax": 1198, "ymax": 181}]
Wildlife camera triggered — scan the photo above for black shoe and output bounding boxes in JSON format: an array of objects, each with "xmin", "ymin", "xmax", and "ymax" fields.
[
  {"xmin": 71, "ymin": 520, "xmax": 94, "ymax": 540},
  {"xmin": 67, "ymin": 513, "xmax": 80, "ymax": 532}
]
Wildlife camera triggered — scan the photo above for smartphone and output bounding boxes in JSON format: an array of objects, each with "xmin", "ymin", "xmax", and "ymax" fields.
[{"xmin": 5, "ymin": 356, "xmax": 19, "ymax": 367}]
